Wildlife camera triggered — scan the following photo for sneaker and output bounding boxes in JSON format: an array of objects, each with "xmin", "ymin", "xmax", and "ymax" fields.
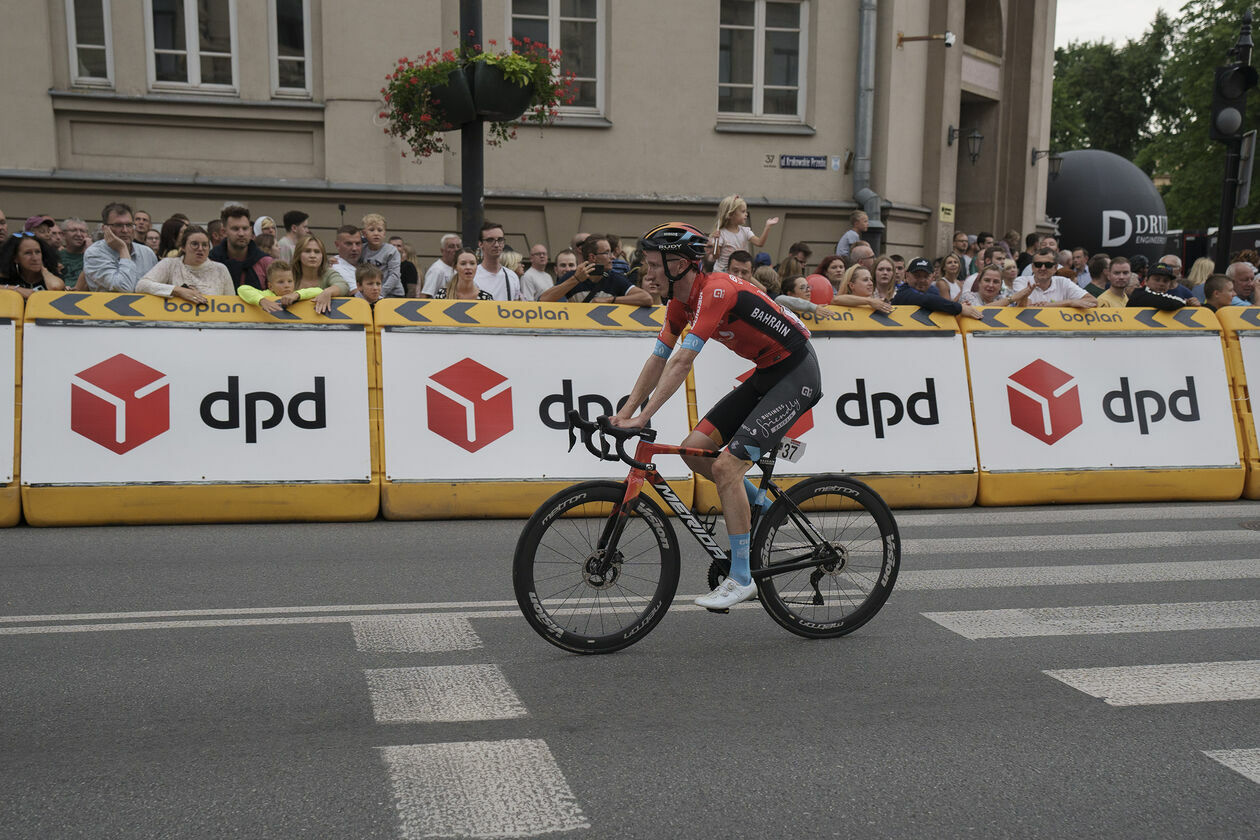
[{"xmin": 695, "ymin": 577, "xmax": 758, "ymax": 609}]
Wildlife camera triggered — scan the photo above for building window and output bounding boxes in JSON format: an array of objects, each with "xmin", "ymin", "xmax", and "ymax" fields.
[
  {"xmin": 270, "ymin": 0, "xmax": 311, "ymax": 95},
  {"xmin": 509, "ymin": 0, "xmax": 604, "ymax": 115},
  {"xmin": 719, "ymin": 0, "xmax": 807, "ymax": 121},
  {"xmin": 66, "ymin": 0, "xmax": 114, "ymax": 86},
  {"xmin": 146, "ymin": 0, "xmax": 237, "ymax": 91}
]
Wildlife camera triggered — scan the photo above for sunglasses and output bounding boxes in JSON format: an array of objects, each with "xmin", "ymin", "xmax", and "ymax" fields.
[{"xmin": 1032, "ymin": 261, "xmax": 1055, "ymax": 268}]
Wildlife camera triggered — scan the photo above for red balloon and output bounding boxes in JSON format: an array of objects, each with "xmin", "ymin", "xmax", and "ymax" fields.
[{"xmin": 806, "ymin": 274, "xmax": 834, "ymax": 306}]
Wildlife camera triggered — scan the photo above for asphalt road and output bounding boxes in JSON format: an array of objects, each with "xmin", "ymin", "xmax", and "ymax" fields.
[{"xmin": 2, "ymin": 501, "xmax": 1258, "ymax": 839}]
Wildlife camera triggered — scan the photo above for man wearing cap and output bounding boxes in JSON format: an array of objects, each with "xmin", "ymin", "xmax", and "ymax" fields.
[
  {"xmin": 25, "ymin": 215, "xmax": 57, "ymax": 244},
  {"xmin": 892, "ymin": 257, "xmax": 982, "ymax": 318},
  {"xmin": 83, "ymin": 202, "xmax": 158, "ymax": 292},
  {"xmin": 1126, "ymin": 263, "xmax": 1196, "ymax": 310}
]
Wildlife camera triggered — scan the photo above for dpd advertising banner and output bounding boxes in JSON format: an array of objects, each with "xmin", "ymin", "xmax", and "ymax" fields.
[
  {"xmin": 380, "ymin": 332, "xmax": 690, "ymax": 481},
  {"xmin": 691, "ymin": 333, "xmax": 977, "ymax": 475},
  {"xmin": 967, "ymin": 334, "xmax": 1239, "ymax": 471},
  {"xmin": 21, "ymin": 324, "xmax": 372, "ymax": 484}
]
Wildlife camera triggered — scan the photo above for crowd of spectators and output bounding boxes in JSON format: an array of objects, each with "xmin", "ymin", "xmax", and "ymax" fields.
[{"xmin": 0, "ymin": 199, "xmax": 1255, "ymax": 320}]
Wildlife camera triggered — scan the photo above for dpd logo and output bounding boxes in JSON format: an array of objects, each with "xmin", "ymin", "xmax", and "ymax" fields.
[
  {"xmin": 71, "ymin": 354, "xmax": 170, "ymax": 454},
  {"xmin": 426, "ymin": 358, "xmax": 513, "ymax": 452},
  {"xmin": 1007, "ymin": 360, "xmax": 1082, "ymax": 445}
]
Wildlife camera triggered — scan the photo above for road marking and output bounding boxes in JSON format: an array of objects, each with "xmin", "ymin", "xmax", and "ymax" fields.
[
  {"xmin": 378, "ymin": 739, "xmax": 588, "ymax": 838},
  {"xmin": 352, "ymin": 615, "xmax": 481, "ymax": 653},
  {"xmin": 1203, "ymin": 748, "xmax": 1260, "ymax": 785},
  {"xmin": 891, "ymin": 501, "xmax": 1260, "ymax": 527},
  {"xmin": 923, "ymin": 600, "xmax": 1260, "ymax": 639},
  {"xmin": 364, "ymin": 665, "xmax": 525, "ymax": 724},
  {"xmin": 897, "ymin": 558, "xmax": 1260, "ymax": 590},
  {"xmin": 905, "ymin": 530, "xmax": 1259, "ymax": 555},
  {"xmin": 1044, "ymin": 661, "xmax": 1260, "ymax": 706}
]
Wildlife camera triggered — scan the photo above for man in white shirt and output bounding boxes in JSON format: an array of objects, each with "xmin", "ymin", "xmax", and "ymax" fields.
[
  {"xmin": 418, "ymin": 233, "xmax": 461, "ymax": 298},
  {"xmin": 330, "ymin": 224, "xmax": 363, "ymax": 291},
  {"xmin": 1019, "ymin": 235, "xmax": 1060, "ymax": 276},
  {"xmin": 1011, "ymin": 247, "xmax": 1096, "ymax": 308},
  {"xmin": 520, "ymin": 241, "xmax": 553, "ymax": 300},
  {"xmin": 474, "ymin": 221, "xmax": 522, "ymax": 301}
]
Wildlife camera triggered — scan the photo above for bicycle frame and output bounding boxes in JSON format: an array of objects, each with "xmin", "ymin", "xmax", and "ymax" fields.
[{"xmin": 596, "ymin": 437, "xmax": 842, "ymax": 581}]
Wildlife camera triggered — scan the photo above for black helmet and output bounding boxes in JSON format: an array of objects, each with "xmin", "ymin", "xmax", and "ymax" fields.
[
  {"xmin": 640, "ymin": 222, "xmax": 708, "ymax": 284},
  {"xmin": 640, "ymin": 222, "xmax": 709, "ymax": 261}
]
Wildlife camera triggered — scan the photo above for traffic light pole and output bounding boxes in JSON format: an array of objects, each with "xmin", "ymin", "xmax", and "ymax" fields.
[{"xmin": 1216, "ymin": 11, "xmax": 1255, "ymax": 272}]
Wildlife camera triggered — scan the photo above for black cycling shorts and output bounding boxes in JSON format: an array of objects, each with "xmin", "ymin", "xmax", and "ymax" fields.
[{"xmin": 694, "ymin": 345, "xmax": 822, "ymax": 462}]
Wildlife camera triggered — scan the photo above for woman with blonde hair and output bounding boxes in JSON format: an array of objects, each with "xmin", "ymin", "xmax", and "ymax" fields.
[
  {"xmin": 872, "ymin": 255, "xmax": 897, "ymax": 300},
  {"xmin": 936, "ymin": 252, "xmax": 964, "ymax": 301},
  {"xmin": 836, "ymin": 265, "xmax": 893, "ymax": 313},
  {"xmin": 1185, "ymin": 256, "xmax": 1215, "ymax": 299},
  {"xmin": 291, "ymin": 234, "xmax": 350, "ymax": 314}
]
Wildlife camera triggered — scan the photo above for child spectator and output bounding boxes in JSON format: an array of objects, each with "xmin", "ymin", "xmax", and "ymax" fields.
[
  {"xmin": 238, "ymin": 260, "xmax": 321, "ymax": 313},
  {"xmin": 355, "ymin": 264, "xmax": 384, "ymax": 306},
  {"xmin": 709, "ymin": 195, "xmax": 778, "ymax": 272},
  {"xmin": 753, "ymin": 265, "xmax": 781, "ymax": 297},
  {"xmin": 359, "ymin": 213, "xmax": 405, "ymax": 298}
]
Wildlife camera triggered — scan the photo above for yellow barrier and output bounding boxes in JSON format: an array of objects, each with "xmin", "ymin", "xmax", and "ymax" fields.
[
  {"xmin": 20, "ymin": 291, "xmax": 380, "ymax": 526},
  {"xmin": 374, "ymin": 299, "xmax": 694, "ymax": 518},
  {"xmin": 0, "ymin": 291, "xmax": 21, "ymax": 526},
  {"xmin": 961, "ymin": 305, "xmax": 1244, "ymax": 505},
  {"xmin": 691, "ymin": 304, "xmax": 978, "ymax": 512},
  {"xmin": 1214, "ymin": 307, "xmax": 1260, "ymax": 498}
]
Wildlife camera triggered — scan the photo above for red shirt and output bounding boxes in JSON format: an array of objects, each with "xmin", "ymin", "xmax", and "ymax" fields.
[{"xmin": 660, "ymin": 272, "xmax": 810, "ymax": 368}]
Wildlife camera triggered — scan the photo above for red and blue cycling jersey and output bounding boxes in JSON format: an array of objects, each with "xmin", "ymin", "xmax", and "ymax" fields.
[{"xmin": 658, "ymin": 271, "xmax": 810, "ymax": 368}]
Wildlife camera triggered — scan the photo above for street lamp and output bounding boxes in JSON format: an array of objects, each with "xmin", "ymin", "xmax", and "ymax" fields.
[
  {"xmin": 897, "ymin": 31, "xmax": 956, "ymax": 49},
  {"xmin": 1031, "ymin": 148, "xmax": 1064, "ymax": 180},
  {"xmin": 949, "ymin": 125, "xmax": 984, "ymax": 165}
]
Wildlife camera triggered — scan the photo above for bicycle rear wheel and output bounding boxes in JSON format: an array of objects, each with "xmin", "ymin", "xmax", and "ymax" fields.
[
  {"xmin": 513, "ymin": 480, "xmax": 680, "ymax": 654},
  {"xmin": 752, "ymin": 475, "xmax": 899, "ymax": 639}
]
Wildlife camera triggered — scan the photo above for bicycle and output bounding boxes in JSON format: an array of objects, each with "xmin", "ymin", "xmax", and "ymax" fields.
[{"xmin": 513, "ymin": 411, "xmax": 901, "ymax": 654}]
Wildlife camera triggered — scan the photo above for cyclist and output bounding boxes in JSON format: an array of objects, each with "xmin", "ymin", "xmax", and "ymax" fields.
[{"xmin": 610, "ymin": 222, "xmax": 822, "ymax": 609}]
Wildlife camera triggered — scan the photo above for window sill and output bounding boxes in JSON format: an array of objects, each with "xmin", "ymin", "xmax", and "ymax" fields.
[
  {"xmin": 714, "ymin": 121, "xmax": 815, "ymax": 136},
  {"xmin": 50, "ymin": 88, "xmax": 325, "ymax": 112},
  {"xmin": 540, "ymin": 114, "xmax": 613, "ymax": 129}
]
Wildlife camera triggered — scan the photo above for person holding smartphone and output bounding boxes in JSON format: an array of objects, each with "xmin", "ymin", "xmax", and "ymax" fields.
[{"xmin": 539, "ymin": 234, "xmax": 651, "ymax": 305}]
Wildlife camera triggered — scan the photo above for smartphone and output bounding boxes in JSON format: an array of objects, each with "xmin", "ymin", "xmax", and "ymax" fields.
[{"xmin": 589, "ymin": 264, "xmax": 605, "ymax": 277}]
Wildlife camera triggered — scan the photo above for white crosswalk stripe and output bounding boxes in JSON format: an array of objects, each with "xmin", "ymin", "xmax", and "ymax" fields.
[
  {"xmin": 364, "ymin": 665, "xmax": 526, "ymax": 724},
  {"xmin": 904, "ymin": 529, "xmax": 1260, "ymax": 555},
  {"xmin": 378, "ymin": 739, "xmax": 589, "ymax": 839},
  {"xmin": 921, "ymin": 600, "xmax": 1260, "ymax": 639},
  {"xmin": 1043, "ymin": 660, "xmax": 1260, "ymax": 706},
  {"xmin": 352, "ymin": 615, "xmax": 481, "ymax": 653},
  {"xmin": 1203, "ymin": 749, "xmax": 1260, "ymax": 786}
]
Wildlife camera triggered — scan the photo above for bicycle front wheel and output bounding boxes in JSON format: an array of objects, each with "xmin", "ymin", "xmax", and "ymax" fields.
[
  {"xmin": 752, "ymin": 476, "xmax": 899, "ymax": 639},
  {"xmin": 513, "ymin": 481, "xmax": 680, "ymax": 654}
]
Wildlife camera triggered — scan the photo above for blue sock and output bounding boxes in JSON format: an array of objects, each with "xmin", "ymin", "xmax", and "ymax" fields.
[
  {"xmin": 728, "ymin": 532, "xmax": 752, "ymax": 586},
  {"xmin": 744, "ymin": 478, "xmax": 771, "ymax": 512}
]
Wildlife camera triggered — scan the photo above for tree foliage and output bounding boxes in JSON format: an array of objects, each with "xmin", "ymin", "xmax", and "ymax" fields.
[{"xmin": 1053, "ymin": 2, "xmax": 1260, "ymax": 229}]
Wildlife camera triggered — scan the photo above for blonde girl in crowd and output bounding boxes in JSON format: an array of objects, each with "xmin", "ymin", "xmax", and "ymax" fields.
[
  {"xmin": 872, "ymin": 255, "xmax": 898, "ymax": 301},
  {"xmin": 708, "ymin": 194, "xmax": 778, "ymax": 272},
  {"xmin": 837, "ymin": 265, "xmax": 894, "ymax": 313},
  {"xmin": 936, "ymin": 251, "xmax": 964, "ymax": 301},
  {"xmin": 291, "ymin": 234, "xmax": 350, "ymax": 314},
  {"xmin": 438, "ymin": 247, "xmax": 494, "ymax": 300}
]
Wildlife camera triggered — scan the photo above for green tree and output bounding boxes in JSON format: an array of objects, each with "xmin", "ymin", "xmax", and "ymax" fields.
[
  {"xmin": 1051, "ymin": 12, "xmax": 1171, "ymax": 164},
  {"xmin": 1141, "ymin": 1, "xmax": 1260, "ymax": 229}
]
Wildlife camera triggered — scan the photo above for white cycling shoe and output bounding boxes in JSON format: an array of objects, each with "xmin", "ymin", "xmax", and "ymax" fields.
[{"xmin": 695, "ymin": 577, "xmax": 758, "ymax": 609}]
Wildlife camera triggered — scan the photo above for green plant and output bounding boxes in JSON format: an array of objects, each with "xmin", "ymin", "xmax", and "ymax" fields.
[{"xmin": 380, "ymin": 35, "xmax": 576, "ymax": 159}]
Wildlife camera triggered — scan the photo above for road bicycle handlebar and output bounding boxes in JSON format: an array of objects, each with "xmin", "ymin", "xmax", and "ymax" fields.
[{"xmin": 566, "ymin": 410, "xmax": 657, "ymax": 471}]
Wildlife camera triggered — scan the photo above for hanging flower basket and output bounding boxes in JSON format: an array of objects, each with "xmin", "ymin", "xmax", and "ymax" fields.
[
  {"xmin": 471, "ymin": 61, "xmax": 533, "ymax": 122},
  {"xmin": 381, "ymin": 36, "xmax": 576, "ymax": 159}
]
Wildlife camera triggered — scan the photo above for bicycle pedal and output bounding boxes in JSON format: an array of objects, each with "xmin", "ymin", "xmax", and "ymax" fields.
[{"xmin": 704, "ymin": 607, "xmax": 730, "ymax": 615}]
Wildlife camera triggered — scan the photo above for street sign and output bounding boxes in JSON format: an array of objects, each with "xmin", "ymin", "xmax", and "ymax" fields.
[{"xmin": 780, "ymin": 154, "xmax": 826, "ymax": 169}]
